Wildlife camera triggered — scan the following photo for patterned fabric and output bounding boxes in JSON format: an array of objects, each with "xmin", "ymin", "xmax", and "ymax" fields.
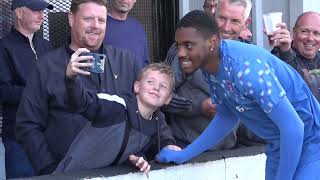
[{"xmin": 203, "ymin": 39, "xmax": 320, "ymax": 147}]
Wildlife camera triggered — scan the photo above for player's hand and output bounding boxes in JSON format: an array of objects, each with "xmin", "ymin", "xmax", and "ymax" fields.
[{"xmin": 156, "ymin": 147, "xmax": 187, "ymax": 164}]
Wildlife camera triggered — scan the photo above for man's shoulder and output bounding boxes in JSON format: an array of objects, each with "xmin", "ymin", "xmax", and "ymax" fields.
[
  {"xmin": 125, "ymin": 17, "xmax": 145, "ymax": 32},
  {"xmin": 0, "ymin": 31, "xmax": 20, "ymax": 47},
  {"xmin": 126, "ymin": 17, "xmax": 143, "ymax": 25}
]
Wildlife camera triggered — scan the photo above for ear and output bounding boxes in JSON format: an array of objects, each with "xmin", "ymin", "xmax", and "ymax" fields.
[
  {"xmin": 164, "ymin": 94, "xmax": 173, "ymax": 105},
  {"xmin": 14, "ymin": 8, "xmax": 23, "ymax": 19},
  {"xmin": 68, "ymin": 12, "xmax": 74, "ymax": 28},
  {"xmin": 208, "ymin": 35, "xmax": 219, "ymax": 51},
  {"xmin": 133, "ymin": 81, "xmax": 139, "ymax": 94},
  {"xmin": 245, "ymin": 17, "xmax": 252, "ymax": 27},
  {"xmin": 292, "ymin": 27, "xmax": 297, "ymax": 40}
]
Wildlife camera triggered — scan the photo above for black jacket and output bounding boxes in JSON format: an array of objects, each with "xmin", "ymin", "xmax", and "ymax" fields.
[
  {"xmin": 272, "ymin": 46, "xmax": 320, "ymax": 101},
  {"xmin": 15, "ymin": 44, "xmax": 140, "ymax": 175},
  {"xmin": 54, "ymin": 76, "xmax": 175, "ymax": 173},
  {"xmin": 0, "ymin": 28, "xmax": 52, "ymax": 139}
]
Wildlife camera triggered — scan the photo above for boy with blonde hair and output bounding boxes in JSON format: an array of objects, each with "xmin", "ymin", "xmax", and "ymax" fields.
[{"xmin": 55, "ymin": 54, "xmax": 180, "ymax": 176}]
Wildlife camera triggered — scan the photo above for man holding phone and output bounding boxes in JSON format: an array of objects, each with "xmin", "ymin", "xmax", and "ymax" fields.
[{"xmin": 15, "ymin": 0, "xmax": 140, "ymax": 175}]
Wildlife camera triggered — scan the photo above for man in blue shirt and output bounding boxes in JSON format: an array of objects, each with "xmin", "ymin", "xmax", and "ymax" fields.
[
  {"xmin": 104, "ymin": 0, "xmax": 150, "ymax": 68},
  {"xmin": 157, "ymin": 10, "xmax": 320, "ymax": 180},
  {"xmin": 0, "ymin": 0, "xmax": 53, "ymax": 178}
]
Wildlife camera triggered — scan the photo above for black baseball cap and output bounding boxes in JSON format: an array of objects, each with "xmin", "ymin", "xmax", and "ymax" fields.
[{"xmin": 11, "ymin": 0, "xmax": 53, "ymax": 11}]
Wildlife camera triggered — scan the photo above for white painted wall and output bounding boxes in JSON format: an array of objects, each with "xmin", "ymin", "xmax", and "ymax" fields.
[{"xmin": 86, "ymin": 153, "xmax": 267, "ymax": 180}]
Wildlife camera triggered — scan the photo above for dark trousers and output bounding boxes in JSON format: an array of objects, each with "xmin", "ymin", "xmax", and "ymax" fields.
[{"xmin": 3, "ymin": 139, "xmax": 35, "ymax": 178}]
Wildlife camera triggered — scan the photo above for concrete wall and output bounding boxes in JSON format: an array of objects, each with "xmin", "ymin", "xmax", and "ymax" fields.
[{"xmin": 87, "ymin": 153, "xmax": 266, "ymax": 180}]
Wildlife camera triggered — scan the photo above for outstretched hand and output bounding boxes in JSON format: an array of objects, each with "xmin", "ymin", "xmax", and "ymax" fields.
[{"xmin": 156, "ymin": 147, "xmax": 187, "ymax": 164}]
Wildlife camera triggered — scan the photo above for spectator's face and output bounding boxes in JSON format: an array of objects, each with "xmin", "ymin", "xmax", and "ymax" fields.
[
  {"xmin": 134, "ymin": 70, "xmax": 173, "ymax": 109},
  {"xmin": 15, "ymin": 7, "xmax": 45, "ymax": 33},
  {"xmin": 175, "ymin": 27, "xmax": 214, "ymax": 74},
  {"xmin": 203, "ymin": 0, "xmax": 218, "ymax": 15},
  {"xmin": 111, "ymin": 0, "xmax": 136, "ymax": 14},
  {"xmin": 69, "ymin": 2, "xmax": 107, "ymax": 51},
  {"xmin": 215, "ymin": 1, "xmax": 246, "ymax": 40},
  {"xmin": 292, "ymin": 13, "xmax": 320, "ymax": 59}
]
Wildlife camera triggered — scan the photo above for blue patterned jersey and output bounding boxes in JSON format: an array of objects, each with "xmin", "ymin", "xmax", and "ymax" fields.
[{"xmin": 203, "ymin": 40, "xmax": 320, "ymax": 164}]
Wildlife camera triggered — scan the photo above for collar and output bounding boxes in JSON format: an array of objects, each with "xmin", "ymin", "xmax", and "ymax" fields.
[
  {"xmin": 10, "ymin": 27, "xmax": 39, "ymax": 44},
  {"xmin": 65, "ymin": 43, "xmax": 104, "ymax": 57}
]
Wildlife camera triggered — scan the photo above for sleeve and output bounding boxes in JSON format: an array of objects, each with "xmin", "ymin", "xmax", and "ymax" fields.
[
  {"xmin": 235, "ymin": 57, "xmax": 303, "ymax": 179},
  {"xmin": 0, "ymin": 42, "xmax": 24, "ymax": 104},
  {"xmin": 156, "ymin": 104, "xmax": 239, "ymax": 164},
  {"xmin": 164, "ymin": 43, "xmax": 177, "ymax": 65},
  {"xmin": 267, "ymin": 96, "xmax": 304, "ymax": 180},
  {"xmin": 271, "ymin": 47, "xmax": 297, "ymax": 68},
  {"xmin": 161, "ymin": 93, "xmax": 192, "ymax": 114},
  {"xmin": 65, "ymin": 76, "xmax": 128, "ymax": 128},
  {"xmin": 15, "ymin": 65, "xmax": 57, "ymax": 175},
  {"xmin": 158, "ymin": 113, "xmax": 176, "ymax": 148}
]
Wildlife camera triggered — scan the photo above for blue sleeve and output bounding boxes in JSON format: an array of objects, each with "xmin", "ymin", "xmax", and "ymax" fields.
[
  {"xmin": 156, "ymin": 104, "xmax": 238, "ymax": 164},
  {"xmin": 267, "ymin": 96, "xmax": 304, "ymax": 180}
]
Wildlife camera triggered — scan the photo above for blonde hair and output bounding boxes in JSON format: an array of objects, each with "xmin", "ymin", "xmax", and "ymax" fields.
[{"xmin": 137, "ymin": 63, "xmax": 176, "ymax": 92}]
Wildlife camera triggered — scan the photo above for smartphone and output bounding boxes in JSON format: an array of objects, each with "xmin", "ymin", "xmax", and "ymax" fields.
[{"xmin": 79, "ymin": 52, "xmax": 106, "ymax": 73}]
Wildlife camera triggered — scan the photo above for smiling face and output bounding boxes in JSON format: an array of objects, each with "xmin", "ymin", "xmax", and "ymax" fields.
[
  {"xmin": 175, "ymin": 27, "xmax": 214, "ymax": 74},
  {"xmin": 215, "ymin": 0, "xmax": 246, "ymax": 40},
  {"xmin": 69, "ymin": 2, "xmax": 107, "ymax": 51},
  {"xmin": 292, "ymin": 12, "xmax": 320, "ymax": 59},
  {"xmin": 134, "ymin": 69, "xmax": 173, "ymax": 110}
]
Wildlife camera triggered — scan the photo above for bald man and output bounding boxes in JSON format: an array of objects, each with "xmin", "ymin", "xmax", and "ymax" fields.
[{"xmin": 270, "ymin": 11, "xmax": 320, "ymax": 101}]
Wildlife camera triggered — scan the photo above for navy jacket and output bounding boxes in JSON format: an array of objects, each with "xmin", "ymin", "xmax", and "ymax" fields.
[
  {"xmin": 15, "ymin": 44, "xmax": 140, "ymax": 175},
  {"xmin": 0, "ymin": 28, "xmax": 52, "ymax": 139}
]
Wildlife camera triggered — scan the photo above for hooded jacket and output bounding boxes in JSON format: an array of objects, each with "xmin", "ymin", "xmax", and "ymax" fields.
[{"xmin": 54, "ymin": 76, "xmax": 175, "ymax": 173}]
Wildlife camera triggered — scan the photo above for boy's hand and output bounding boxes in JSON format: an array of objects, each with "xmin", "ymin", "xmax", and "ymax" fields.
[
  {"xmin": 66, "ymin": 48, "xmax": 93, "ymax": 78},
  {"xmin": 129, "ymin": 154, "xmax": 151, "ymax": 178}
]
